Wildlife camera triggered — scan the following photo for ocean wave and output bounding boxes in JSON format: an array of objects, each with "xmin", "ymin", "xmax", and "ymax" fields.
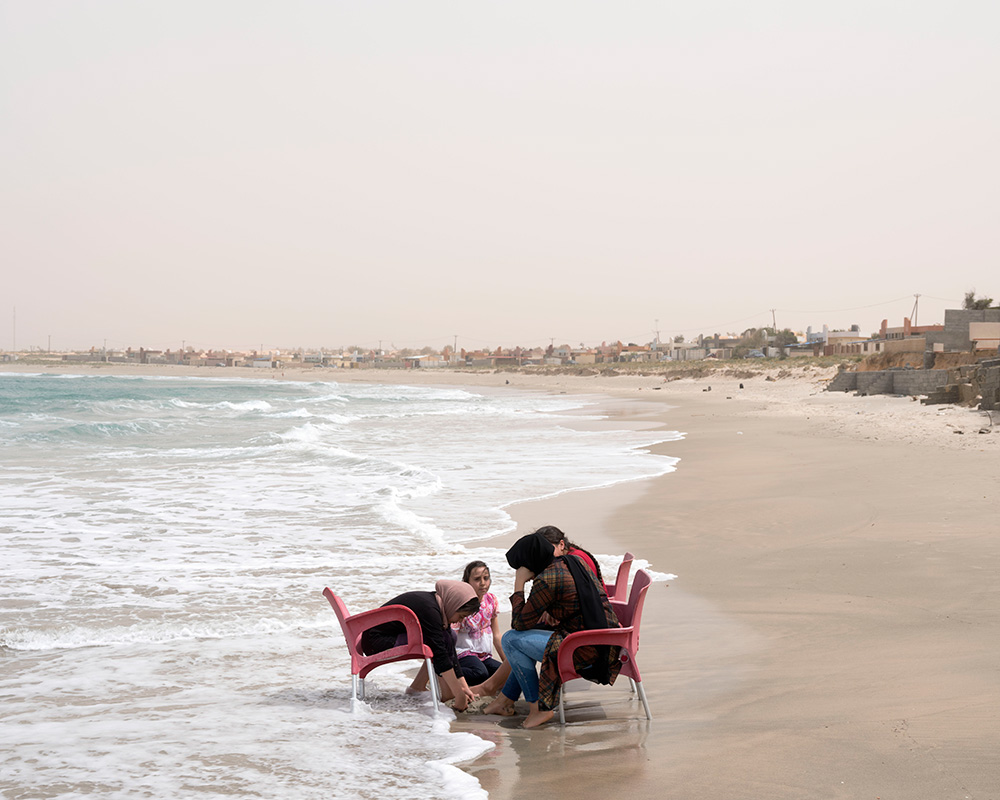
[
  {"xmin": 13, "ymin": 418, "xmax": 167, "ymax": 441},
  {"xmin": 268, "ymin": 408, "xmax": 313, "ymax": 419},
  {"xmin": 0, "ymin": 615, "xmax": 332, "ymax": 652},
  {"xmin": 214, "ymin": 400, "xmax": 273, "ymax": 412}
]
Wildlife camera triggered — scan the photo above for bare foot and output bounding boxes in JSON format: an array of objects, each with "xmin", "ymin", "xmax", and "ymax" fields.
[
  {"xmin": 482, "ymin": 696, "xmax": 517, "ymax": 717},
  {"xmin": 404, "ymin": 684, "xmax": 428, "ymax": 695},
  {"xmin": 522, "ymin": 707, "xmax": 554, "ymax": 728}
]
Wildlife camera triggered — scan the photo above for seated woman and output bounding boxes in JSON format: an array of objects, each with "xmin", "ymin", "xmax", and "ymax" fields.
[
  {"xmin": 482, "ymin": 529, "xmax": 621, "ymax": 728},
  {"xmin": 360, "ymin": 579, "xmax": 480, "ymax": 711},
  {"xmin": 473, "ymin": 526, "xmax": 603, "ymax": 697},
  {"xmin": 537, "ymin": 524, "xmax": 605, "ymax": 584},
  {"xmin": 453, "ymin": 561, "xmax": 505, "ymax": 684}
]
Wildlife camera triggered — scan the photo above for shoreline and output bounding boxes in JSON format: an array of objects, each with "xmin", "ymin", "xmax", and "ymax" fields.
[
  {"xmin": 6, "ymin": 363, "xmax": 998, "ymax": 798},
  {"xmin": 452, "ymin": 374, "xmax": 999, "ymax": 800}
]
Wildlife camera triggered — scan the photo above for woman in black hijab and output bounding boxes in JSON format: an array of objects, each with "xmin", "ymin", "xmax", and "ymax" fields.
[{"xmin": 482, "ymin": 528, "xmax": 621, "ymax": 727}]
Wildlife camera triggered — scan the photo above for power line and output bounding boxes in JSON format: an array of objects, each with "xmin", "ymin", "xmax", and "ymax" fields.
[{"xmin": 776, "ymin": 295, "xmax": 913, "ymax": 315}]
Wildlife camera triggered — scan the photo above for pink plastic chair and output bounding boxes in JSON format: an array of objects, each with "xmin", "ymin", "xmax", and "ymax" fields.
[
  {"xmin": 556, "ymin": 569, "xmax": 653, "ymax": 723},
  {"xmin": 322, "ymin": 587, "xmax": 440, "ymax": 712},
  {"xmin": 604, "ymin": 551, "xmax": 634, "ymax": 603},
  {"xmin": 609, "ymin": 555, "xmax": 646, "ymax": 627}
]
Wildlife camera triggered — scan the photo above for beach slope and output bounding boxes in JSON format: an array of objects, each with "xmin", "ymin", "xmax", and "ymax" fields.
[{"xmin": 452, "ymin": 371, "xmax": 999, "ymax": 800}]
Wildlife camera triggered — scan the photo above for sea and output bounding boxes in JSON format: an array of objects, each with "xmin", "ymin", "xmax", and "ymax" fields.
[{"xmin": 0, "ymin": 372, "xmax": 680, "ymax": 799}]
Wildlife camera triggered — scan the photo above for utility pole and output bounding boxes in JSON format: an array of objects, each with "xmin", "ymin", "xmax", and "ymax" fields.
[
  {"xmin": 911, "ymin": 294, "xmax": 920, "ymax": 327},
  {"xmin": 770, "ymin": 308, "xmax": 777, "ymax": 331},
  {"xmin": 654, "ymin": 318, "xmax": 660, "ymax": 348}
]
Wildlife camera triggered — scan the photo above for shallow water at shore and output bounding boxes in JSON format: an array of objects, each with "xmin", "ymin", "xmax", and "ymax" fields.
[{"xmin": 0, "ymin": 373, "xmax": 680, "ymax": 798}]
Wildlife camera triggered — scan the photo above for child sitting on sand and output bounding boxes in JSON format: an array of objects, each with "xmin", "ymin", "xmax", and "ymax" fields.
[{"xmin": 453, "ymin": 560, "xmax": 505, "ymax": 684}]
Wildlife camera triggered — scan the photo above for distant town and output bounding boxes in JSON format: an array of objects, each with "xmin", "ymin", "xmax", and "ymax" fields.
[{"xmin": 3, "ymin": 305, "xmax": 998, "ymax": 371}]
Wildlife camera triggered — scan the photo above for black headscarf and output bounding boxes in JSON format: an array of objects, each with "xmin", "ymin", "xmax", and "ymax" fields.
[
  {"xmin": 505, "ymin": 531, "xmax": 554, "ymax": 575},
  {"xmin": 506, "ymin": 530, "xmax": 617, "ymax": 684}
]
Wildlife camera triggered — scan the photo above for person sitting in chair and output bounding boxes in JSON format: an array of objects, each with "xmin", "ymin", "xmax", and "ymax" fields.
[
  {"xmin": 483, "ymin": 529, "xmax": 621, "ymax": 727},
  {"xmin": 361, "ymin": 579, "xmax": 480, "ymax": 710}
]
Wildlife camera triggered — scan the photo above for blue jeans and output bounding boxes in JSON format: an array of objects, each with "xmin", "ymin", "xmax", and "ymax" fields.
[{"xmin": 500, "ymin": 629, "xmax": 552, "ymax": 704}]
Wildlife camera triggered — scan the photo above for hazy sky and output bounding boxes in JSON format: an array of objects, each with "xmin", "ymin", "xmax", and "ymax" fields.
[{"xmin": 3, "ymin": 2, "xmax": 997, "ymax": 352}]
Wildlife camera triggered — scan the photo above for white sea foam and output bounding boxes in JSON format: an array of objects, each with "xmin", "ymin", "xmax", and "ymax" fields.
[
  {"xmin": 0, "ymin": 373, "xmax": 681, "ymax": 799},
  {"xmin": 214, "ymin": 399, "xmax": 273, "ymax": 412}
]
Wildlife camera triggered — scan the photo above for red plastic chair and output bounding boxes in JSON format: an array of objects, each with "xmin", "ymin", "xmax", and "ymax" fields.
[
  {"xmin": 609, "ymin": 554, "xmax": 647, "ymax": 627},
  {"xmin": 604, "ymin": 551, "xmax": 634, "ymax": 603},
  {"xmin": 322, "ymin": 587, "xmax": 440, "ymax": 712},
  {"xmin": 556, "ymin": 569, "xmax": 652, "ymax": 723}
]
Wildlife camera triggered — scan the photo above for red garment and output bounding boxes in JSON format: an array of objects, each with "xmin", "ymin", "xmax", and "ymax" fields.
[{"xmin": 568, "ymin": 547, "xmax": 598, "ymax": 578}]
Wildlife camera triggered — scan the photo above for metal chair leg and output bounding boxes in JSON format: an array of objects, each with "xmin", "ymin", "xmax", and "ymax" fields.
[
  {"xmin": 635, "ymin": 680, "xmax": 652, "ymax": 720},
  {"xmin": 426, "ymin": 658, "xmax": 441, "ymax": 712},
  {"xmin": 558, "ymin": 686, "xmax": 566, "ymax": 724}
]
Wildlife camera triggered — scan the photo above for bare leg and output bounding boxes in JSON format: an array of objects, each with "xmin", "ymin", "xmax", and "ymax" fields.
[
  {"xmin": 523, "ymin": 701, "xmax": 554, "ymax": 729},
  {"xmin": 472, "ymin": 661, "xmax": 511, "ymax": 697},
  {"xmin": 407, "ymin": 662, "xmax": 439, "ymax": 696}
]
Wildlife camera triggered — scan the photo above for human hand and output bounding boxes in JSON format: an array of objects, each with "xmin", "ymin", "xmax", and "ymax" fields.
[{"xmin": 454, "ymin": 684, "xmax": 477, "ymax": 711}]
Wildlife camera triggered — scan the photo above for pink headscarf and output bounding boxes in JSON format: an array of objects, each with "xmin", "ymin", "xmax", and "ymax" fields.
[{"xmin": 435, "ymin": 579, "xmax": 478, "ymax": 627}]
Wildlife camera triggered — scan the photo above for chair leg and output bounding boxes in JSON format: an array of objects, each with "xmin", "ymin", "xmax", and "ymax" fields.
[
  {"xmin": 426, "ymin": 658, "xmax": 441, "ymax": 712},
  {"xmin": 351, "ymin": 674, "xmax": 359, "ymax": 712},
  {"xmin": 558, "ymin": 686, "xmax": 566, "ymax": 724},
  {"xmin": 635, "ymin": 680, "xmax": 652, "ymax": 720},
  {"xmin": 628, "ymin": 677, "xmax": 637, "ymax": 693},
  {"xmin": 359, "ymin": 677, "xmax": 366, "ymax": 701}
]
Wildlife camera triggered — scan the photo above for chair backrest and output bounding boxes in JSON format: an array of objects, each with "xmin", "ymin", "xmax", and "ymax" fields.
[
  {"xmin": 322, "ymin": 587, "xmax": 433, "ymax": 680},
  {"xmin": 623, "ymin": 570, "xmax": 651, "ymax": 650},
  {"xmin": 605, "ymin": 551, "xmax": 634, "ymax": 602},
  {"xmin": 612, "ymin": 567, "xmax": 651, "ymax": 628},
  {"xmin": 323, "ymin": 588, "xmax": 363, "ymax": 672},
  {"xmin": 613, "ymin": 551, "xmax": 634, "ymax": 601},
  {"xmin": 324, "ymin": 587, "xmax": 354, "ymax": 640}
]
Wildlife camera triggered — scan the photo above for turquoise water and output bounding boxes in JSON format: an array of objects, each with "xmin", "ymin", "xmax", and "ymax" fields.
[{"xmin": 0, "ymin": 373, "xmax": 679, "ymax": 798}]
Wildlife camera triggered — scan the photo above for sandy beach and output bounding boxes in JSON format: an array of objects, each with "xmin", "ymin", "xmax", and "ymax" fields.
[
  {"xmin": 448, "ymin": 369, "xmax": 999, "ymax": 800},
  {"xmin": 4, "ymin": 362, "xmax": 998, "ymax": 798}
]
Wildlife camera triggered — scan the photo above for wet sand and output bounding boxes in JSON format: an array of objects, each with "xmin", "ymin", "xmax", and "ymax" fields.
[{"xmin": 448, "ymin": 375, "xmax": 999, "ymax": 800}]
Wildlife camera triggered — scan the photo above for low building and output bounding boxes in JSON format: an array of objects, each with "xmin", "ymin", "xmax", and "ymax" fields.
[{"xmin": 924, "ymin": 308, "xmax": 1000, "ymax": 352}]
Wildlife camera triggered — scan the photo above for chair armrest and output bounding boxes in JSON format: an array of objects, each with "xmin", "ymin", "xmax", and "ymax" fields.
[{"xmin": 557, "ymin": 627, "xmax": 632, "ymax": 676}]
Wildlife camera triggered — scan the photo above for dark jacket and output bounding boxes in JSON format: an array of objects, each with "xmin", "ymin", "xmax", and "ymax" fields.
[{"xmin": 360, "ymin": 590, "xmax": 461, "ymax": 676}]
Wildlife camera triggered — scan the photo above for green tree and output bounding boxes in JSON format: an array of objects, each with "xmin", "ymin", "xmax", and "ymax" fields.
[
  {"xmin": 773, "ymin": 328, "xmax": 798, "ymax": 346},
  {"xmin": 740, "ymin": 328, "xmax": 766, "ymax": 348},
  {"xmin": 963, "ymin": 290, "xmax": 994, "ymax": 310}
]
